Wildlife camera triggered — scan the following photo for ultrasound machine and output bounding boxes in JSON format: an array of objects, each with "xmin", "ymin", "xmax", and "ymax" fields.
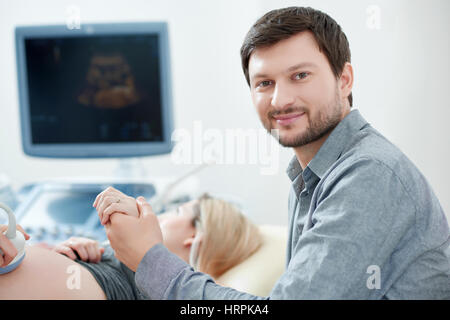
[{"xmin": 11, "ymin": 22, "xmax": 175, "ymax": 245}]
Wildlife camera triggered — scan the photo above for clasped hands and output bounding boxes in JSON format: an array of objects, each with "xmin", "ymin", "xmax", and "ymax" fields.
[{"xmin": 91, "ymin": 187, "xmax": 163, "ymax": 272}]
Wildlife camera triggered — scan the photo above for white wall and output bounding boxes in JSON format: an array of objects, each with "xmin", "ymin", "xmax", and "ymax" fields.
[{"xmin": 0, "ymin": 0, "xmax": 448, "ymax": 225}]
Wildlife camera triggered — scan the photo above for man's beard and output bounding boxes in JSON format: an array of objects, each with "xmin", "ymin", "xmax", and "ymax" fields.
[{"xmin": 265, "ymin": 87, "xmax": 343, "ymax": 148}]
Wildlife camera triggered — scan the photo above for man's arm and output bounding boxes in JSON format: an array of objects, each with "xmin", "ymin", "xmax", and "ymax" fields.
[
  {"xmin": 135, "ymin": 158, "xmax": 416, "ymax": 299},
  {"xmin": 105, "ymin": 197, "xmax": 266, "ymax": 299},
  {"xmin": 270, "ymin": 157, "xmax": 417, "ymax": 299},
  {"xmin": 135, "ymin": 244, "xmax": 266, "ymax": 300},
  {"xmin": 118, "ymin": 158, "xmax": 417, "ymax": 299}
]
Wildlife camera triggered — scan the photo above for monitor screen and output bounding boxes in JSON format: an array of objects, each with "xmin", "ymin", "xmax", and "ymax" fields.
[{"xmin": 15, "ymin": 23, "xmax": 174, "ymax": 158}]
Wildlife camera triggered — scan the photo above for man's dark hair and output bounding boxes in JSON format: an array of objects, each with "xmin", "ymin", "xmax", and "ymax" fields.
[{"xmin": 240, "ymin": 6, "xmax": 353, "ymax": 107}]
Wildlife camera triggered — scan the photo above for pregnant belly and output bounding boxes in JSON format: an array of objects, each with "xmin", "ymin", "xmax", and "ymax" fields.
[{"xmin": 0, "ymin": 245, "xmax": 106, "ymax": 300}]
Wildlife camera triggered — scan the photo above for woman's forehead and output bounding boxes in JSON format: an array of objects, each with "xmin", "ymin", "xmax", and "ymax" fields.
[{"xmin": 180, "ymin": 199, "xmax": 200, "ymax": 215}]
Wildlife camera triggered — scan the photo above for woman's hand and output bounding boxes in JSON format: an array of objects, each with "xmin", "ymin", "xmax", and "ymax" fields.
[
  {"xmin": 93, "ymin": 187, "xmax": 140, "ymax": 225},
  {"xmin": 53, "ymin": 237, "xmax": 105, "ymax": 263},
  {"xmin": 0, "ymin": 224, "xmax": 30, "ymax": 267}
]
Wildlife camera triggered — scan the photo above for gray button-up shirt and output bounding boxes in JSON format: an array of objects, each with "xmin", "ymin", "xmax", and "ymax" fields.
[{"xmin": 135, "ymin": 109, "xmax": 450, "ymax": 299}]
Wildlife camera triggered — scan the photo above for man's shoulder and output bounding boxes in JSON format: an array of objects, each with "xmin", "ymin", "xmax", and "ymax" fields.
[
  {"xmin": 333, "ymin": 125, "xmax": 422, "ymax": 187},
  {"xmin": 344, "ymin": 126, "xmax": 407, "ymax": 168},
  {"xmin": 319, "ymin": 125, "xmax": 433, "ymax": 211},
  {"xmin": 321, "ymin": 126, "xmax": 448, "ymax": 248}
]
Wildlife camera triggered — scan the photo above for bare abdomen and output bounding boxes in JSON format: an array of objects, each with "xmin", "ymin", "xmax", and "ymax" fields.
[{"xmin": 0, "ymin": 245, "xmax": 106, "ymax": 300}]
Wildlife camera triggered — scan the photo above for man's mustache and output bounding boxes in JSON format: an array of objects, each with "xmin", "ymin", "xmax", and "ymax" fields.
[{"xmin": 268, "ymin": 107, "xmax": 308, "ymax": 118}]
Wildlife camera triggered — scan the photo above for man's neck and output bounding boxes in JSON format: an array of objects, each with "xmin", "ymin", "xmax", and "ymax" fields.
[
  {"xmin": 293, "ymin": 131, "xmax": 332, "ymax": 170},
  {"xmin": 294, "ymin": 107, "xmax": 351, "ymax": 170}
]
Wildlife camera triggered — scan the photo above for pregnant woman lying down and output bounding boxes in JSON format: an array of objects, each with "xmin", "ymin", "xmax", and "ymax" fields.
[{"xmin": 0, "ymin": 191, "xmax": 262, "ymax": 299}]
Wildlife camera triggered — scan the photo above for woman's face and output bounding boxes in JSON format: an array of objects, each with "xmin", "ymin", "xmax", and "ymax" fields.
[{"xmin": 157, "ymin": 200, "xmax": 198, "ymax": 262}]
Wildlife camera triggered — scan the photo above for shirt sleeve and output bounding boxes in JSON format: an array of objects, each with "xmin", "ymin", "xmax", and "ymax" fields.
[
  {"xmin": 270, "ymin": 157, "xmax": 417, "ymax": 299},
  {"xmin": 135, "ymin": 157, "xmax": 417, "ymax": 300},
  {"xmin": 135, "ymin": 243, "xmax": 267, "ymax": 300}
]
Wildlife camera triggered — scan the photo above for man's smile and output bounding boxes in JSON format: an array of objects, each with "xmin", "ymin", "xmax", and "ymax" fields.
[{"xmin": 272, "ymin": 112, "xmax": 305, "ymax": 126}]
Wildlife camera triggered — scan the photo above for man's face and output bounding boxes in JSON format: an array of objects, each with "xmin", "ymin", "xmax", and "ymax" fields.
[{"xmin": 248, "ymin": 31, "xmax": 346, "ymax": 147}]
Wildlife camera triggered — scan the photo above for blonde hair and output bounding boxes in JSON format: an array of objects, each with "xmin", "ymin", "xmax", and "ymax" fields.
[{"xmin": 190, "ymin": 194, "xmax": 263, "ymax": 279}]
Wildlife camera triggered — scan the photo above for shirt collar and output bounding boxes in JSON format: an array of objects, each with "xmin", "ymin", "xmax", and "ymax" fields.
[
  {"xmin": 286, "ymin": 154, "xmax": 302, "ymax": 182},
  {"xmin": 286, "ymin": 109, "xmax": 368, "ymax": 182}
]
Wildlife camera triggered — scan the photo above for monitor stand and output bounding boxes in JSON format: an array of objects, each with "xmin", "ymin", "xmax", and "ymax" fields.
[
  {"xmin": 111, "ymin": 157, "xmax": 158, "ymax": 207},
  {"xmin": 114, "ymin": 157, "xmax": 148, "ymax": 181}
]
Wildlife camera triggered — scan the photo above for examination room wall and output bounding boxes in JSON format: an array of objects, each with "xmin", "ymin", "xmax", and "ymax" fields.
[{"xmin": 0, "ymin": 0, "xmax": 449, "ymax": 225}]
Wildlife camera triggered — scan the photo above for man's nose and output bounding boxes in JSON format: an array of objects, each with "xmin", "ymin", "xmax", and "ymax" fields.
[{"xmin": 271, "ymin": 83, "xmax": 295, "ymax": 111}]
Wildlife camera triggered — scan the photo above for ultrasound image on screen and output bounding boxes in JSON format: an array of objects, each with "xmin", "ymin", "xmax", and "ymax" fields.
[{"xmin": 25, "ymin": 35, "xmax": 163, "ymax": 144}]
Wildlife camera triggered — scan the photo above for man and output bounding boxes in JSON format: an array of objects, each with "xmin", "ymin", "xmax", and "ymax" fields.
[{"xmin": 103, "ymin": 7, "xmax": 449, "ymax": 299}]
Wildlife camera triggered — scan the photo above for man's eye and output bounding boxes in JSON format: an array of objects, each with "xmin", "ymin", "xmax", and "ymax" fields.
[
  {"xmin": 257, "ymin": 80, "xmax": 272, "ymax": 88},
  {"xmin": 294, "ymin": 72, "xmax": 309, "ymax": 80}
]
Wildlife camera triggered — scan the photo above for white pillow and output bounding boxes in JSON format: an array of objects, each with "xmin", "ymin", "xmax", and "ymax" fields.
[{"xmin": 215, "ymin": 225, "xmax": 287, "ymax": 296}]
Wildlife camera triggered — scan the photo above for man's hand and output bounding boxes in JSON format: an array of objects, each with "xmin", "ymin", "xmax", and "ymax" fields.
[
  {"xmin": 93, "ymin": 186, "xmax": 140, "ymax": 225},
  {"xmin": 105, "ymin": 196, "xmax": 163, "ymax": 272}
]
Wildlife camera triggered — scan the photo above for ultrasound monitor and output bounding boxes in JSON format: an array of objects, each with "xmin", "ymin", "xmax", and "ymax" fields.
[{"xmin": 15, "ymin": 22, "xmax": 174, "ymax": 158}]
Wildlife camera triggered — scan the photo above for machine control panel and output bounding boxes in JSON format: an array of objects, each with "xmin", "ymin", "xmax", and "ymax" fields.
[{"xmin": 14, "ymin": 182, "xmax": 156, "ymax": 245}]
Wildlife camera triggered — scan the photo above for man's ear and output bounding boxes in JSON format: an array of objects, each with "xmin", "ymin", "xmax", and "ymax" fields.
[{"xmin": 339, "ymin": 62, "xmax": 354, "ymax": 105}]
